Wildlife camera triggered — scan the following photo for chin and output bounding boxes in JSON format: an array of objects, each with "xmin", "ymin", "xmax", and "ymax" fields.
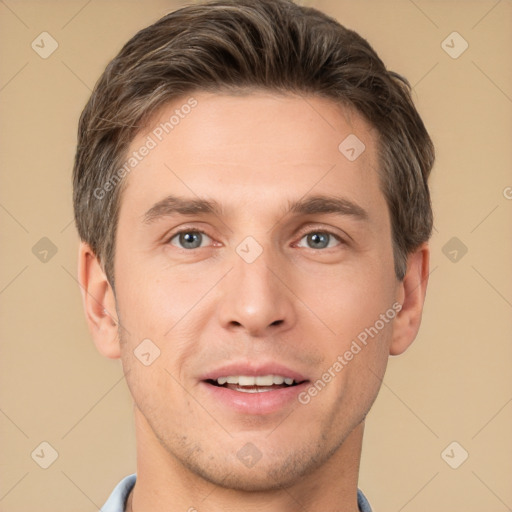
[
  {"xmin": 192, "ymin": 466, "xmax": 304, "ymax": 492},
  {"xmin": 179, "ymin": 445, "xmax": 328, "ymax": 492}
]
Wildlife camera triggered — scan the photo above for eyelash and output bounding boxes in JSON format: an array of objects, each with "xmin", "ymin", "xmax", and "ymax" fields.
[{"xmin": 167, "ymin": 227, "xmax": 345, "ymax": 250}]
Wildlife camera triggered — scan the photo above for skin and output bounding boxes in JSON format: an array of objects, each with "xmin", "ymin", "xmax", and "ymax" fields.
[{"xmin": 79, "ymin": 91, "xmax": 429, "ymax": 512}]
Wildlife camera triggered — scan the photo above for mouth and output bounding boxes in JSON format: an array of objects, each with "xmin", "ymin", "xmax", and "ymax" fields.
[
  {"xmin": 200, "ymin": 363, "xmax": 310, "ymax": 415},
  {"xmin": 205, "ymin": 374, "xmax": 306, "ymax": 393}
]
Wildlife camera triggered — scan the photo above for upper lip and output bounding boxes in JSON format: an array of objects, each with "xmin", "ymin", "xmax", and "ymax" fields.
[{"xmin": 200, "ymin": 361, "xmax": 309, "ymax": 383}]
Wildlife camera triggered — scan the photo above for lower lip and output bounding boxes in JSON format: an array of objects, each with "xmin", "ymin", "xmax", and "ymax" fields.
[{"xmin": 200, "ymin": 381, "xmax": 309, "ymax": 415}]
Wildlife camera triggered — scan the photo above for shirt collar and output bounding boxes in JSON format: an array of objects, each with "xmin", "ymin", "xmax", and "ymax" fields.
[{"xmin": 101, "ymin": 474, "xmax": 372, "ymax": 512}]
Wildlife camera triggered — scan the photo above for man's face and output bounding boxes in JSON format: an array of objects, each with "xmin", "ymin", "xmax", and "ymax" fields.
[{"xmin": 113, "ymin": 92, "xmax": 402, "ymax": 490}]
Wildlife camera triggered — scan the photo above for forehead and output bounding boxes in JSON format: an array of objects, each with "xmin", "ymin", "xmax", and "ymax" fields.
[{"xmin": 120, "ymin": 91, "xmax": 385, "ymax": 222}]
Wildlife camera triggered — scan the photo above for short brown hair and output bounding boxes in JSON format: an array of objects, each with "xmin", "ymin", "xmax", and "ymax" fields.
[{"xmin": 73, "ymin": 0, "xmax": 434, "ymax": 287}]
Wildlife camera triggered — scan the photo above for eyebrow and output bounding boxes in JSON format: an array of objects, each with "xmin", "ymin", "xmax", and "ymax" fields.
[
  {"xmin": 142, "ymin": 193, "xmax": 369, "ymax": 224},
  {"xmin": 143, "ymin": 195, "xmax": 222, "ymax": 224},
  {"xmin": 288, "ymin": 194, "xmax": 368, "ymax": 221}
]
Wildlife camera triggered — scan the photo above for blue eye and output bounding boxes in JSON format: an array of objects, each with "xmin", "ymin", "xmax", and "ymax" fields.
[
  {"xmin": 297, "ymin": 231, "xmax": 341, "ymax": 249},
  {"xmin": 169, "ymin": 230, "xmax": 212, "ymax": 249}
]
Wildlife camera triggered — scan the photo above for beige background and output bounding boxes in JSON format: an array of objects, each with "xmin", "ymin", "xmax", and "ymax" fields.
[{"xmin": 1, "ymin": 0, "xmax": 511, "ymax": 511}]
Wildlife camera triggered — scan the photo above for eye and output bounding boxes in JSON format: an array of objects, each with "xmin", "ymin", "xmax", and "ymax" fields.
[
  {"xmin": 168, "ymin": 229, "xmax": 213, "ymax": 249},
  {"xmin": 296, "ymin": 231, "xmax": 342, "ymax": 250}
]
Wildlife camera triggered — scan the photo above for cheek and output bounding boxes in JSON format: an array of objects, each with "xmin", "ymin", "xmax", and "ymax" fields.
[
  {"xmin": 115, "ymin": 261, "xmax": 214, "ymax": 386},
  {"xmin": 311, "ymin": 263, "xmax": 396, "ymax": 338},
  {"xmin": 114, "ymin": 257, "xmax": 207, "ymax": 338},
  {"xmin": 302, "ymin": 261, "xmax": 397, "ymax": 406}
]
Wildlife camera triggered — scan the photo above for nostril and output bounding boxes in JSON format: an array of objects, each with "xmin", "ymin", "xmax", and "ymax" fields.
[{"xmin": 271, "ymin": 319, "xmax": 284, "ymax": 327}]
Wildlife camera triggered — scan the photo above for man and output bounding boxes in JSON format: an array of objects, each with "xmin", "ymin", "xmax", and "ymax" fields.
[{"xmin": 73, "ymin": 0, "xmax": 434, "ymax": 510}]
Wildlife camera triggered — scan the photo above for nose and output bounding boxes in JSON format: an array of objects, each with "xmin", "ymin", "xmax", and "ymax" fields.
[{"xmin": 215, "ymin": 246, "xmax": 297, "ymax": 337}]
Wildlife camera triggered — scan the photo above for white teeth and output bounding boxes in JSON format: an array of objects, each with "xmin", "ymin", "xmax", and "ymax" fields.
[
  {"xmin": 237, "ymin": 387, "xmax": 274, "ymax": 393},
  {"xmin": 239, "ymin": 376, "xmax": 255, "ymax": 386},
  {"xmin": 214, "ymin": 375, "xmax": 297, "ymax": 386},
  {"xmin": 256, "ymin": 375, "xmax": 274, "ymax": 386}
]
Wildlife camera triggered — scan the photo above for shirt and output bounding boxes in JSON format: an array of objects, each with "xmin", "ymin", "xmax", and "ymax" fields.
[{"xmin": 101, "ymin": 473, "xmax": 373, "ymax": 511}]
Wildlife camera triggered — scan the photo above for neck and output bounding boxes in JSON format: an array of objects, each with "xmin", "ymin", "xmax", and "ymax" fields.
[{"xmin": 127, "ymin": 407, "xmax": 364, "ymax": 512}]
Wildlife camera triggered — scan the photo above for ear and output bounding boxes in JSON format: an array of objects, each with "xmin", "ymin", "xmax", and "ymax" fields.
[
  {"xmin": 389, "ymin": 243, "xmax": 430, "ymax": 356},
  {"xmin": 78, "ymin": 242, "xmax": 121, "ymax": 359}
]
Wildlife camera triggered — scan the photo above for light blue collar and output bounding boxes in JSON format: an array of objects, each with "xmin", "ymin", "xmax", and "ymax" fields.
[{"xmin": 101, "ymin": 473, "xmax": 372, "ymax": 511}]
